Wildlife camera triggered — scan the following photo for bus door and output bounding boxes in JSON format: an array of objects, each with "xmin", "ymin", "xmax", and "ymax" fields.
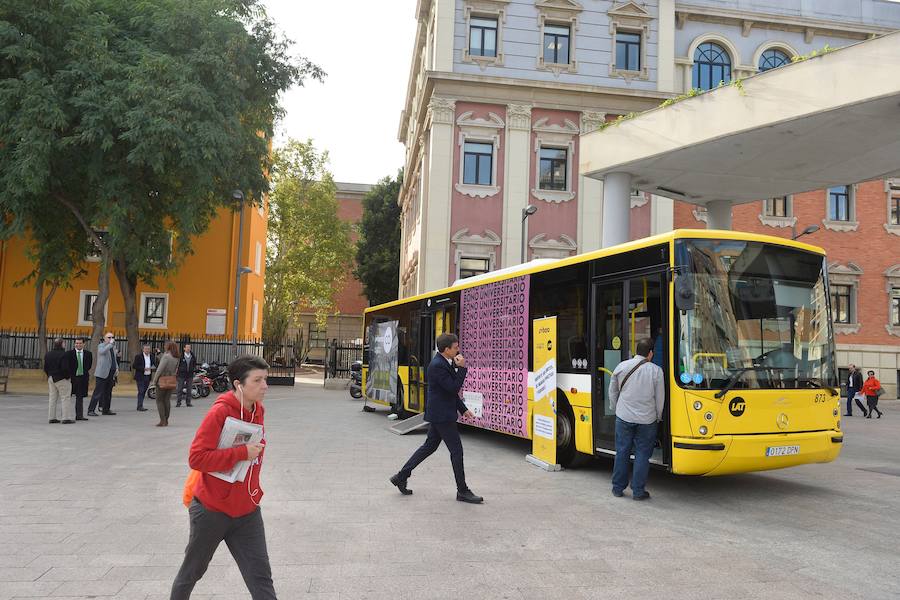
[
  {"xmin": 591, "ymin": 272, "xmax": 668, "ymax": 465},
  {"xmin": 407, "ymin": 310, "xmax": 425, "ymax": 412},
  {"xmin": 416, "ymin": 303, "xmax": 457, "ymax": 409}
]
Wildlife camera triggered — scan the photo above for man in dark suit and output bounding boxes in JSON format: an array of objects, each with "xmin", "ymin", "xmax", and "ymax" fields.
[
  {"xmin": 390, "ymin": 333, "xmax": 483, "ymax": 504},
  {"xmin": 176, "ymin": 343, "xmax": 196, "ymax": 407},
  {"xmin": 66, "ymin": 337, "xmax": 92, "ymax": 421},
  {"xmin": 131, "ymin": 343, "xmax": 156, "ymax": 412},
  {"xmin": 845, "ymin": 363, "xmax": 867, "ymax": 417}
]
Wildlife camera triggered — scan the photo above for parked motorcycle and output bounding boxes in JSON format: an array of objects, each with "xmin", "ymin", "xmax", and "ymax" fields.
[
  {"xmin": 147, "ymin": 370, "xmax": 207, "ymax": 400},
  {"xmin": 349, "ymin": 360, "xmax": 363, "ymax": 399},
  {"xmin": 204, "ymin": 362, "xmax": 230, "ymax": 393}
]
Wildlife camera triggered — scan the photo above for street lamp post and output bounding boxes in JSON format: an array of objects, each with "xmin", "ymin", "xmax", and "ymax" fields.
[
  {"xmin": 521, "ymin": 204, "xmax": 538, "ymax": 263},
  {"xmin": 231, "ymin": 190, "xmax": 253, "ymax": 360},
  {"xmin": 792, "ymin": 224, "xmax": 820, "ymax": 240}
]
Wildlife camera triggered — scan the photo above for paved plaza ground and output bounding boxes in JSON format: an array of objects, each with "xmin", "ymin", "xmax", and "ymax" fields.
[{"xmin": 2, "ymin": 382, "xmax": 898, "ymax": 600}]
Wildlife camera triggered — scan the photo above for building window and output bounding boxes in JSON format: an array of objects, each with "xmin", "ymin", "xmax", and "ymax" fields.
[
  {"xmin": 693, "ymin": 42, "xmax": 731, "ymax": 91},
  {"xmin": 463, "ymin": 142, "xmax": 493, "ymax": 186},
  {"xmin": 78, "ymin": 291, "xmax": 100, "ymax": 326},
  {"xmin": 255, "ymin": 241, "xmax": 263, "ymax": 274},
  {"xmin": 892, "ymin": 287, "xmax": 900, "ymax": 326},
  {"xmin": 309, "ymin": 322, "xmax": 327, "ymax": 348},
  {"xmin": 539, "ymin": 147, "xmax": 568, "ymax": 191},
  {"xmin": 828, "ymin": 185, "xmax": 851, "ymax": 221},
  {"xmin": 458, "ymin": 257, "xmax": 490, "ymax": 279},
  {"xmin": 764, "ymin": 196, "xmax": 789, "ymax": 217},
  {"xmin": 138, "ymin": 293, "xmax": 168, "ymax": 328},
  {"xmin": 251, "ymin": 299, "xmax": 259, "ymax": 334},
  {"xmin": 890, "ymin": 187, "xmax": 900, "ymax": 226},
  {"xmin": 543, "ymin": 24, "xmax": 570, "ymax": 65},
  {"xmin": 615, "ymin": 31, "xmax": 641, "ymax": 71},
  {"xmin": 759, "ymin": 48, "xmax": 790, "ymax": 72},
  {"xmin": 468, "ymin": 17, "xmax": 497, "ymax": 57},
  {"xmin": 831, "ymin": 284, "xmax": 851, "ymax": 324}
]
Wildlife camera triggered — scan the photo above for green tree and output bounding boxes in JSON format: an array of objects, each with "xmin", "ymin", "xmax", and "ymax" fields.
[
  {"xmin": 0, "ymin": 0, "xmax": 322, "ymax": 359},
  {"xmin": 263, "ymin": 139, "xmax": 353, "ymax": 361},
  {"xmin": 355, "ymin": 171, "xmax": 402, "ymax": 306}
]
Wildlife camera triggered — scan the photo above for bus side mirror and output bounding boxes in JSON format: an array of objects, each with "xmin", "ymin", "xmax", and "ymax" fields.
[{"xmin": 675, "ymin": 274, "xmax": 695, "ymax": 311}]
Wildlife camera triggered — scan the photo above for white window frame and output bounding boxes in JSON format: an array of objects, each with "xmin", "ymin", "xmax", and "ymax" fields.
[
  {"xmin": 828, "ymin": 262, "xmax": 863, "ymax": 335},
  {"xmin": 455, "ymin": 111, "xmax": 504, "ymax": 198},
  {"xmin": 254, "ymin": 241, "xmax": 263, "ymax": 274},
  {"xmin": 451, "ymin": 228, "xmax": 500, "ymax": 282},
  {"xmin": 823, "ymin": 184, "xmax": 859, "ymax": 232},
  {"xmin": 531, "ymin": 117, "xmax": 578, "ymax": 203},
  {"xmin": 535, "ymin": 1, "xmax": 582, "ymax": 76},
  {"xmin": 758, "ymin": 195, "xmax": 797, "ymax": 229},
  {"xmin": 608, "ymin": 2, "xmax": 651, "ymax": 81},
  {"xmin": 457, "ymin": 255, "xmax": 492, "ymax": 280},
  {"xmin": 751, "ymin": 43, "xmax": 799, "ymax": 74},
  {"xmin": 884, "ymin": 179, "xmax": 900, "ymax": 237},
  {"xmin": 138, "ymin": 292, "xmax": 169, "ymax": 329},
  {"xmin": 77, "ymin": 290, "xmax": 108, "ymax": 327},
  {"xmin": 462, "ymin": 1, "xmax": 508, "ymax": 70},
  {"xmin": 885, "ymin": 264, "xmax": 900, "ymax": 337},
  {"xmin": 252, "ymin": 299, "xmax": 259, "ymax": 334}
]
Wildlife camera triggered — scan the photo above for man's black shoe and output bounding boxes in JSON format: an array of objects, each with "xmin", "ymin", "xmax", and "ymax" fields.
[
  {"xmin": 633, "ymin": 492, "xmax": 651, "ymax": 501},
  {"xmin": 102, "ymin": 411, "xmax": 116, "ymax": 415},
  {"xmin": 76, "ymin": 416, "xmax": 89, "ymax": 421},
  {"xmin": 137, "ymin": 408, "xmax": 148, "ymax": 412},
  {"xmin": 62, "ymin": 420, "xmax": 75, "ymax": 424},
  {"xmin": 175, "ymin": 403, "xmax": 182, "ymax": 407},
  {"xmin": 456, "ymin": 489, "xmax": 484, "ymax": 504},
  {"xmin": 86, "ymin": 411, "xmax": 98, "ymax": 417},
  {"xmin": 49, "ymin": 419, "xmax": 60, "ymax": 424},
  {"xmin": 389, "ymin": 474, "xmax": 412, "ymax": 495},
  {"xmin": 186, "ymin": 403, "xmax": 193, "ymax": 407},
  {"xmin": 844, "ymin": 413, "xmax": 852, "ymax": 417},
  {"xmin": 612, "ymin": 489, "xmax": 624, "ymax": 498}
]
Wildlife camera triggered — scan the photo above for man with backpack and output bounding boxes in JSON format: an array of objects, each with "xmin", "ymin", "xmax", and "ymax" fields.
[{"xmin": 609, "ymin": 338, "xmax": 665, "ymax": 501}]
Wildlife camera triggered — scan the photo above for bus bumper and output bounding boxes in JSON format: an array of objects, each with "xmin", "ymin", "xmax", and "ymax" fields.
[{"xmin": 672, "ymin": 430, "xmax": 843, "ymax": 476}]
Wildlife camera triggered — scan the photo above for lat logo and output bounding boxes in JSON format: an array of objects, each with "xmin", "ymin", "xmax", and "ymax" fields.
[{"xmin": 729, "ymin": 397, "xmax": 746, "ymax": 417}]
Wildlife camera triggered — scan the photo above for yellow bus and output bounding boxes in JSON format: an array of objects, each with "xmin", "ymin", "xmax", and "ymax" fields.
[{"xmin": 362, "ymin": 229, "xmax": 843, "ymax": 475}]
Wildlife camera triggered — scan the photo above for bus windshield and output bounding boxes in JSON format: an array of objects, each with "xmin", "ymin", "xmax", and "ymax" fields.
[{"xmin": 675, "ymin": 239, "xmax": 837, "ymax": 391}]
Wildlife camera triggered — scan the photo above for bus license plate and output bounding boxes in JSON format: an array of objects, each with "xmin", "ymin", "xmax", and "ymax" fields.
[{"xmin": 766, "ymin": 445, "xmax": 800, "ymax": 457}]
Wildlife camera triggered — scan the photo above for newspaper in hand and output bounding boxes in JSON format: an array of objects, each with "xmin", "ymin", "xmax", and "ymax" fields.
[{"xmin": 209, "ymin": 416, "xmax": 264, "ymax": 484}]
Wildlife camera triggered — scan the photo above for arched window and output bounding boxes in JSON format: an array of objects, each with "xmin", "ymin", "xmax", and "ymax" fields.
[
  {"xmin": 692, "ymin": 42, "xmax": 731, "ymax": 91},
  {"xmin": 759, "ymin": 48, "xmax": 790, "ymax": 72}
]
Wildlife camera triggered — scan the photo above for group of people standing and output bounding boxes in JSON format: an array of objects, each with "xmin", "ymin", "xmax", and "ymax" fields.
[
  {"xmin": 845, "ymin": 363, "xmax": 885, "ymax": 419},
  {"xmin": 43, "ymin": 334, "xmax": 202, "ymax": 426}
]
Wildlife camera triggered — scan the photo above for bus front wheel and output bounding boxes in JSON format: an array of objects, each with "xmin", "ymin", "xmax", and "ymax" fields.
[{"xmin": 556, "ymin": 394, "xmax": 582, "ymax": 468}]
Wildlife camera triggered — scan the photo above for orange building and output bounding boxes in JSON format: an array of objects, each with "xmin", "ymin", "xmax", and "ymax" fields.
[{"xmin": 0, "ymin": 202, "xmax": 267, "ymax": 339}]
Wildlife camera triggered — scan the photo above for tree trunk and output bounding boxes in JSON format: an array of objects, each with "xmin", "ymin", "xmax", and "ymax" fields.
[
  {"xmin": 33, "ymin": 278, "xmax": 57, "ymax": 366},
  {"xmin": 113, "ymin": 256, "xmax": 141, "ymax": 366},
  {"xmin": 90, "ymin": 255, "xmax": 111, "ymax": 360}
]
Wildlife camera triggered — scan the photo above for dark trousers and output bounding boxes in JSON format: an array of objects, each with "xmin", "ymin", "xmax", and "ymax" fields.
[
  {"xmin": 135, "ymin": 373, "xmax": 151, "ymax": 409},
  {"xmin": 88, "ymin": 376, "xmax": 112, "ymax": 413},
  {"xmin": 171, "ymin": 498, "xmax": 276, "ymax": 600},
  {"xmin": 866, "ymin": 396, "xmax": 882, "ymax": 417},
  {"xmin": 177, "ymin": 375, "xmax": 192, "ymax": 406},
  {"xmin": 846, "ymin": 388, "xmax": 867, "ymax": 416},
  {"xmin": 71, "ymin": 375, "xmax": 89, "ymax": 418},
  {"xmin": 398, "ymin": 421, "xmax": 468, "ymax": 492},
  {"xmin": 612, "ymin": 417, "xmax": 659, "ymax": 497}
]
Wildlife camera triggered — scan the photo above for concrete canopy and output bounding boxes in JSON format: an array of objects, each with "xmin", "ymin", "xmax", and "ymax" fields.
[{"xmin": 580, "ymin": 31, "xmax": 900, "ymax": 206}]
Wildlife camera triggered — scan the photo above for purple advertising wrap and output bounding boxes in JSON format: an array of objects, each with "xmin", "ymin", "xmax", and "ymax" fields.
[{"xmin": 459, "ymin": 275, "xmax": 530, "ymax": 438}]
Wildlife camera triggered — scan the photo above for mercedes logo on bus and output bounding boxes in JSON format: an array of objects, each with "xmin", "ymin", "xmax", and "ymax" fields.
[
  {"xmin": 729, "ymin": 397, "xmax": 746, "ymax": 417},
  {"xmin": 777, "ymin": 413, "xmax": 789, "ymax": 430}
]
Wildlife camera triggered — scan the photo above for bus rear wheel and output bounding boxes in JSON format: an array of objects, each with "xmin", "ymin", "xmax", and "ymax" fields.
[{"xmin": 557, "ymin": 395, "xmax": 586, "ymax": 468}]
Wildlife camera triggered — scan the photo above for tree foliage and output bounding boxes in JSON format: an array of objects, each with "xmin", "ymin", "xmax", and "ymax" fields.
[
  {"xmin": 263, "ymin": 139, "xmax": 353, "ymax": 347},
  {"xmin": 355, "ymin": 171, "xmax": 402, "ymax": 306},
  {"xmin": 0, "ymin": 0, "xmax": 322, "ymax": 356}
]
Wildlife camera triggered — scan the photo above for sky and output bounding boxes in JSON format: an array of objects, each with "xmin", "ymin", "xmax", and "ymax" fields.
[{"xmin": 263, "ymin": 1, "xmax": 418, "ymax": 185}]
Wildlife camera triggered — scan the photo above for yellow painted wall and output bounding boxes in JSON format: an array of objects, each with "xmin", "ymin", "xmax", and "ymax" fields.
[{"xmin": 0, "ymin": 202, "xmax": 267, "ymax": 338}]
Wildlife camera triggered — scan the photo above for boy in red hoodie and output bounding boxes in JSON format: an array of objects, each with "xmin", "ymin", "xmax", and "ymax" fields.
[{"xmin": 170, "ymin": 355, "xmax": 276, "ymax": 600}]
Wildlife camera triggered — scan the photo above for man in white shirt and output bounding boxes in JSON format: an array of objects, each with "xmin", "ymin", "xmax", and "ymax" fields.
[
  {"xmin": 608, "ymin": 338, "xmax": 665, "ymax": 500},
  {"xmin": 132, "ymin": 343, "xmax": 156, "ymax": 412}
]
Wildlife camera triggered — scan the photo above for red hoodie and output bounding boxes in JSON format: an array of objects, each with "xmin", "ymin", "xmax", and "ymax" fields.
[{"xmin": 189, "ymin": 390, "xmax": 266, "ymax": 517}]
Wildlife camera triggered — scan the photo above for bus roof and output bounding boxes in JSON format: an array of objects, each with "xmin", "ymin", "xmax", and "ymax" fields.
[{"xmin": 365, "ymin": 229, "xmax": 826, "ymax": 313}]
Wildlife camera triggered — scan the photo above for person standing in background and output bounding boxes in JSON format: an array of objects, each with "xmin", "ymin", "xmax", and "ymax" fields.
[
  {"xmin": 44, "ymin": 338, "xmax": 73, "ymax": 424},
  {"xmin": 66, "ymin": 337, "xmax": 92, "ymax": 421},
  {"xmin": 132, "ymin": 343, "xmax": 156, "ymax": 412}
]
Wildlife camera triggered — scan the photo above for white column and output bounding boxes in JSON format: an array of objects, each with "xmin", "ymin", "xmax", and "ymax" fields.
[
  {"xmin": 657, "ymin": 0, "xmax": 676, "ymax": 93},
  {"xmin": 601, "ymin": 172, "xmax": 632, "ymax": 248},
  {"xmin": 650, "ymin": 194, "xmax": 675, "ymax": 235},
  {"xmin": 579, "ymin": 111, "xmax": 606, "ymax": 253},
  {"xmin": 432, "ymin": 0, "xmax": 455, "ymax": 72},
  {"xmin": 422, "ymin": 97, "xmax": 456, "ymax": 292},
  {"xmin": 706, "ymin": 199, "xmax": 733, "ymax": 230},
  {"xmin": 502, "ymin": 104, "xmax": 532, "ymax": 267}
]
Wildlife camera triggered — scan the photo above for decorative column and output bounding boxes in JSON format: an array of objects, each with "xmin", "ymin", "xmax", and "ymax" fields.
[
  {"xmin": 502, "ymin": 103, "xmax": 532, "ymax": 267},
  {"xmin": 579, "ymin": 111, "xmax": 606, "ymax": 253},
  {"xmin": 707, "ymin": 199, "xmax": 733, "ymax": 230},
  {"xmin": 657, "ymin": 0, "xmax": 676, "ymax": 93},
  {"xmin": 601, "ymin": 172, "xmax": 632, "ymax": 247},
  {"xmin": 422, "ymin": 97, "xmax": 456, "ymax": 292}
]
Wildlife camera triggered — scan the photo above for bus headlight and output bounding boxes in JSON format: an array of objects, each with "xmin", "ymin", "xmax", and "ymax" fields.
[
  {"xmin": 693, "ymin": 401, "xmax": 703, "ymax": 410},
  {"xmin": 699, "ymin": 425, "xmax": 708, "ymax": 435},
  {"xmin": 704, "ymin": 412, "xmax": 714, "ymax": 422}
]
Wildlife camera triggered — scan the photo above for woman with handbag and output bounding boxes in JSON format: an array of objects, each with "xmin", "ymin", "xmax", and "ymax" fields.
[
  {"xmin": 861, "ymin": 370, "xmax": 884, "ymax": 419},
  {"xmin": 152, "ymin": 341, "xmax": 180, "ymax": 427}
]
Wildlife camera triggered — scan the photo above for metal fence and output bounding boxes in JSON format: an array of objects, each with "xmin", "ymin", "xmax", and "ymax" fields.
[
  {"xmin": 324, "ymin": 341, "xmax": 364, "ymax": 380},
  {"xmin": 0, "ymin": 329, "xmax": 272, "ymax": 371}
]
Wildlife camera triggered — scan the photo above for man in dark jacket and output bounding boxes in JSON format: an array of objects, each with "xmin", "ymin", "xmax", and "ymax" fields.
[
  {"xmin": 846, "ymin": 364, "xmax": 867, "ymax": 417},
  {"xmin": 44, "ymin": 338, "xmax": 73, "ymax": 424},
  {"xmin": 176, "ymin": 343, "xmax": 197, "ymax": 407},
  {"xmin": 65, "ymin": 337, "xmax": 92, "ymax": 421},
  {"xmin": 390, "ymin": 333, "xmax": 483, "ymax": 503},
  {"xmin": 132, "ymin": 343, "xmax": 156, "ymax": 412}
]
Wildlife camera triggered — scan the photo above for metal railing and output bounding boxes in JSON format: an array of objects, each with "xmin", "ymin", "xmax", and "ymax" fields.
[{"xmin": 323, "ymin": 340, "xmax": 364, "ymax": 381}]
